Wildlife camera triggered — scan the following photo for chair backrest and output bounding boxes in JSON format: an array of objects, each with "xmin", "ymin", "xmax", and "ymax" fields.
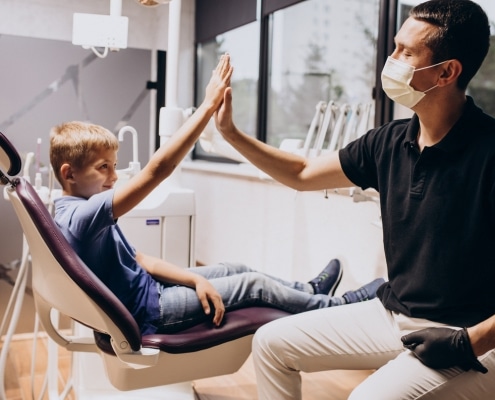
[{"xmin": 0, "ymin": 131, "xmax": 142, "ymax": 353}]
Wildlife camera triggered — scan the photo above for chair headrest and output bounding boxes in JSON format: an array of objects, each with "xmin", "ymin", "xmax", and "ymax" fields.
[{"xmin": 0, "ymin": 131, "xmax": 22, "ymax": 179}]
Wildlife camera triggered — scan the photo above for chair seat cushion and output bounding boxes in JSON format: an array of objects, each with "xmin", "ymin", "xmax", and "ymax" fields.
[{"xmin": 95, "ymin": 307, "xmax": 291, "ymax": 355}]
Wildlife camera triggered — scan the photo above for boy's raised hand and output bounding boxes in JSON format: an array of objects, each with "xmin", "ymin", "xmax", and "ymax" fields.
[{"xmin": 203, "ymin": 53, "xmax": 233, "ymax": 111}]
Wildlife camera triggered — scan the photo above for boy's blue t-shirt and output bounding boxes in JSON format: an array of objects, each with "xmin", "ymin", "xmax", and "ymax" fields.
[{"xmin": 54, "ymin": 189, "xmax": 160, "ymax": 335}]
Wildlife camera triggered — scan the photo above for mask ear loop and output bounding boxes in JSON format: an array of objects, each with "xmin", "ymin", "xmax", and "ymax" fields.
[
  {"xmin": 414, "ymin": 60, "xmax": 450, "ymax": 94},
  {"xmin": 414, "ymin": 59, "xmax": 450, "ymax": 72}
]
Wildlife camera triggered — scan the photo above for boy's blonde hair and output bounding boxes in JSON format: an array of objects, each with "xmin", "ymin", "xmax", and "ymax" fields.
[{"xmin": 50, "ymin": 121, "xmax": 119, "ymax": 187}]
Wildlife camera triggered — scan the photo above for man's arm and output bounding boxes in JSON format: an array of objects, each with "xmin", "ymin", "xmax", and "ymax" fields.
[
  {"xmin": 135, "ymin": 251, "xmax": 225, "ymax": 326},
  {"xmin": 214, "ymin": 87, "xmax": 354, "ymax": 192},
  {"xmin": 112, "ymin": 54, "xmax": 233, "ymax": 219},
  {"xmin": 468, "ymin": 314, "xmax": 495, "ymax": 356}
]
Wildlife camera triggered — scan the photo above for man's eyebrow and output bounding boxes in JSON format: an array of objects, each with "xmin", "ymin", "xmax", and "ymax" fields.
[{"xmin": 393, "ymin": 38, "xmax": 422, "ymax": 54}]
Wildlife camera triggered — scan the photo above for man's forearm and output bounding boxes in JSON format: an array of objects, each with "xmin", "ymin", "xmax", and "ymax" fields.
[{"xmin": 468, "ymin": 315, "xmax": 495, "ymax": 356}]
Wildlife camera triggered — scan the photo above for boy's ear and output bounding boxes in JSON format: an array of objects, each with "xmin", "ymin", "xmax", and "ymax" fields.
[{"xmin": 60, "ymin": 163, "xmax": 75, "ymax": 182}]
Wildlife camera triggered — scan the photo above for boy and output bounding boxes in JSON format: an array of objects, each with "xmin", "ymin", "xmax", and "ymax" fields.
[{"xmin": 50, "ymin": 54, "xmax": 383, "ymax": 335}]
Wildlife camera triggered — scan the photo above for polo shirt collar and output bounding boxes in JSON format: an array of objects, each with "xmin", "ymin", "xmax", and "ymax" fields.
[{"xmin": 402, "ymin": 96, "xmax": 483, "ymax": 154}]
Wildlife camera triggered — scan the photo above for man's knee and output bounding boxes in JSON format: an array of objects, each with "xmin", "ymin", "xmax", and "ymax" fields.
[{"xmin": 253, "ymin": 321, "xmax": 286, "ymax": 363}]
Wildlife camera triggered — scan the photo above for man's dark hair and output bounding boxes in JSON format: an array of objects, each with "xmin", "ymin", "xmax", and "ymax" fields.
[{"xmin": 411, "ymin": 0, "xmax": 490, "ymax": 89}]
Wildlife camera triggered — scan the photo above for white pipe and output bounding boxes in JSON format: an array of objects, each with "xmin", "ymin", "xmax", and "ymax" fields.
[
  {"xmin": 110, "ymin": 0, "xmax": 122, "ymax": 16},
  {"xmin": 166, "ymin": 0, "xmax": 182, "ymax": 108},
  {"xmin": 118, "ymin": 126, "xmax": 139, "ymax": 163},
  {"xmin": 149, "ymin": 50, "xmax": 158, "ymax": 159},
  {"xmin": 23, "ymin": 152, "xmax": 34, "ymax": 182}
]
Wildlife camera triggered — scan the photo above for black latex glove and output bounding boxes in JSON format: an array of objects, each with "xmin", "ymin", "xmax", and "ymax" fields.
[{"xmin": 401, "ymin": 327, "xmax": 488, "ymax": 373}]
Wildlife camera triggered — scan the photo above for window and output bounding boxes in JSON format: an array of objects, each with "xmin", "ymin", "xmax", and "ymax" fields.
[
  {"xmin": 196, "ymin": 22, "xmax": 260, "ymax": 136},
  {"xmin": 193, "ymin": 0, "xmax": 381, "ymax": 160},
  {"xmin": 469, "ymin": 1, "xmax": 495, "ymax": 117}
]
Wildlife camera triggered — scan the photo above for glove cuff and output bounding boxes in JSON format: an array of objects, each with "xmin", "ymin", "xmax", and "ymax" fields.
[{"xmin": 460, "ymin": 328, "xmax": 488, "ymax": 374}]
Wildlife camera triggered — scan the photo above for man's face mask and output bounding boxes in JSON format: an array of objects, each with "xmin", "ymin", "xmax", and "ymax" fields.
[{"xmin": 381, "ymin": 56, "xmax": 448, "ymax": 108}]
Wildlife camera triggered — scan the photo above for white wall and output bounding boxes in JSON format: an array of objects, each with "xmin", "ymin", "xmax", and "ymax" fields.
[{"xmin": 181, "ymin": 162, "xmax": 387, "ymax": 294}]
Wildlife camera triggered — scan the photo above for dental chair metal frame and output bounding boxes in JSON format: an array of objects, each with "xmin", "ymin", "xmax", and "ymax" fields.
[{"xmin": 0, "ymin": 131, "xmax": 289, "ymax": 392}]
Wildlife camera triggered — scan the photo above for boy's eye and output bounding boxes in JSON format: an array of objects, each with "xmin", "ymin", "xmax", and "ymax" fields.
[{"xmin": 100, "ymin": 164, "xmax": 108, "ymax": 170}]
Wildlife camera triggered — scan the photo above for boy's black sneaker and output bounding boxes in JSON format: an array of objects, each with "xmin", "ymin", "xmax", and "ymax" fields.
[{"xmin": 309, "ymin": 259, "xmax": 343, "ymax": 296}]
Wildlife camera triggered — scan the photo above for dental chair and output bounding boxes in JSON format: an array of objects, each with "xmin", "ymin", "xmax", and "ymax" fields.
[{"xmin": 0, "ymin": 131, "xmax": 290, "ymax": 392}]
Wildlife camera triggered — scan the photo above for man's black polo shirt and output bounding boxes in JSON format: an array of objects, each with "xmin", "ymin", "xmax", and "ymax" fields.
[{"xmin": 339, "ymin": 97, "xmax": 495, "ymax": 327}]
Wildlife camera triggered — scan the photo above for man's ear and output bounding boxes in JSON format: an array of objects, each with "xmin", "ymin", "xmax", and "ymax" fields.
[
  {"xmin": 60, "ymin": 163, "xmax": 75, "ymax": 182},
  {"xmin": 438, "ymin": 59, "xmax": 462, "ymax": 87}
]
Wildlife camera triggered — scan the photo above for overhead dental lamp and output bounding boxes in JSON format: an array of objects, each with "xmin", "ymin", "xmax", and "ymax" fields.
[
  {"xmin": 136, "ymin": 0, "xmax": 171, "ymax": 6},
  {"xmin": 72, "ymin": 0, "xmax": 128, "ymax": 58}
]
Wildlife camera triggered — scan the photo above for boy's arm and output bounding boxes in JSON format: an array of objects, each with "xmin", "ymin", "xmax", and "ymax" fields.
[
  {"xmin": 135, "ymin": 251, "xmax": 225, "ymax": 326},
  {"xmin": 113, "ymin": 54, "xmax": 233, "ymax": 219},
  {"xmin": 214, "ymin": 87, "xmax": 354, "ymax": 192}
]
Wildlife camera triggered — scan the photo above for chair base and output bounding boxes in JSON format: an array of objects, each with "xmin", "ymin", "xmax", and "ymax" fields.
[{"xmin": 74, "ymin": 351, "xmax": 196, "ymax": 399}]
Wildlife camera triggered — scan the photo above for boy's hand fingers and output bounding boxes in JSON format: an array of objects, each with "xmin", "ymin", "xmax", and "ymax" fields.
[
  {"xmin": 200, "ymin": 297, "xmax": 211, "ymax": 315},
  {"xmin": 209, "ymin": 295, "xmax": 225, "ymax": 326}
]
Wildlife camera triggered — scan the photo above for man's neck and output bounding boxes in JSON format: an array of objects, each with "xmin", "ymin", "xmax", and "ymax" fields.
[{"xmin": 415, "ymin": 93, "xmax": 467, "ymax": 151}]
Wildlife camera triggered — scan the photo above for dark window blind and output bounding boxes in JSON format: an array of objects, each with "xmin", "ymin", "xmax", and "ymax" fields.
[{"xmin": 196, "ymin": 0, "xmax": 257, "ymax": 43}]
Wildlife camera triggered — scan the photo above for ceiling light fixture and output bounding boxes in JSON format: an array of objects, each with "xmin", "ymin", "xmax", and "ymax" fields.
[{"xmin": 135, "ymin": 0, "xmax": 171, "ymax": 7}]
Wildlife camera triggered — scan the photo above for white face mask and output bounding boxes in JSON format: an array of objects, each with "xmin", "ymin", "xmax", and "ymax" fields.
[{"xmin": 381, "ymin": 56, "xmax": 447, "ymax": 108}]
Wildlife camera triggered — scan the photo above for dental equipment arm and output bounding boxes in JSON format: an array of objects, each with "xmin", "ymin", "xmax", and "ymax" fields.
[{"xmin": 199, "ymin": 118, "xmax": 249, "ymax": 163}]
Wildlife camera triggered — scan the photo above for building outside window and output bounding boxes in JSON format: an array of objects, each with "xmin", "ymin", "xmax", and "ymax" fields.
[{"xmin": 266, "ymin": 0, "xmax": 379, "ymax": 148}]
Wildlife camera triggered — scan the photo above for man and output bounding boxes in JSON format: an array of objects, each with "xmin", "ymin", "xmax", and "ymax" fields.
[{"xmin": 214, "ymin": 1, "xmax": 495, "ymax": 398}]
